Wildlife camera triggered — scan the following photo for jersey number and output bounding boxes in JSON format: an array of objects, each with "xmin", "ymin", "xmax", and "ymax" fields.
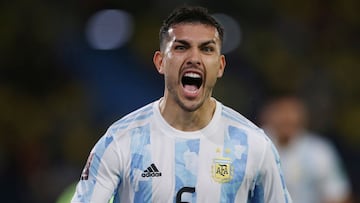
[{"xmin": 176, "ymin": 187, "xmax": 196, "ymax": 203}]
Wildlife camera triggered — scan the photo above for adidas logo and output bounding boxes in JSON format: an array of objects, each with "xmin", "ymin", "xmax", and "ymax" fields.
[{"xmin": 141, "ymin": 163, "xmax": 162, "ymax": 177}]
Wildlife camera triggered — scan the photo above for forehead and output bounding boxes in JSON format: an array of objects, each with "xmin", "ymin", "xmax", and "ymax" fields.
[{"xmin": 168, "ymin": 23, "xmax": 220, "ymax": 43}]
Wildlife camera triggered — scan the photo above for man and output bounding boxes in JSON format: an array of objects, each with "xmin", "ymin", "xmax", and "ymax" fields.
[
  {"xmin": 259, "ymin": 95, "xmax": 352, "ymax": 203},
  {"xmin": 71, "ymin": 6, "xmax": 292, "ymax": 202}
]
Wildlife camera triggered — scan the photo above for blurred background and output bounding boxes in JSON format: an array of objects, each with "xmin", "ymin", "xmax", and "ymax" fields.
[{"xmin": 0, "ymin": 0, "xmax": 359, "ymax": 202}]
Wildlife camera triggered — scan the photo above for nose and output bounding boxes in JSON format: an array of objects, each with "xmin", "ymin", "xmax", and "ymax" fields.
[{"xmin": 185, "ymin": 48, "xmax": 201, "ymax": 66}]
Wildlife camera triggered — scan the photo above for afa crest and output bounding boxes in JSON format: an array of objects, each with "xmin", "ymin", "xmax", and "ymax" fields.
[{"xmin": 212, "ymin": 158, "xmax": 233, "ymax": 183}]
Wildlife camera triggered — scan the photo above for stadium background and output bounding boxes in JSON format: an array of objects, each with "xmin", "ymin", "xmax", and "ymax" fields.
[{"xmin": 0, "ymin": 0, "xmax": 359, "ymax": 202}]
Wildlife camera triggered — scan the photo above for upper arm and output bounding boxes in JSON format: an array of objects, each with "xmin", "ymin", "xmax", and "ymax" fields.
[{"xmin": 72, "ymin": 133, "xmax": 122, "ymax": 203}]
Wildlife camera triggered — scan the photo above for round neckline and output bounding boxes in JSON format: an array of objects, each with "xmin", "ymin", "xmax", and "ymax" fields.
[{"xmin": 153, "ymin": 98, "xmax": 221, "ymax": 139}]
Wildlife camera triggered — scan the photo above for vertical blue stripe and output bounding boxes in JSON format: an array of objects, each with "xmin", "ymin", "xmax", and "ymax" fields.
[
  {"xmin": 129, "ymin": 124, "xmax": 152, "ymax": 203},
  {"xmin": 220, "ymin": 126, "xmax": 248, "ymax": 203},
  {"xmin": 174, "ymin": 139, "xmax": 200, "ymax": 203}
]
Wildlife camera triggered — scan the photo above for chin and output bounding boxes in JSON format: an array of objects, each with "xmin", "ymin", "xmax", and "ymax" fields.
[{"xmin": 179, "ymin": 99, "xmax": 204, "ymax": 112}]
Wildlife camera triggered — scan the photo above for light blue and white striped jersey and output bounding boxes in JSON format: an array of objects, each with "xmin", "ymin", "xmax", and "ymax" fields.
[
  {"xmin": 272, "ymin": 132, "xmax": 350, "ymax": 203},
  {"xmin": 72, "ymin": 98, "xmax": 292, "ymax": 203}
]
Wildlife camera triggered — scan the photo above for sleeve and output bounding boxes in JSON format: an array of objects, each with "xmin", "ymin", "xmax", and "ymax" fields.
[
  {"xmin": 250, "ymin": 140, "xmax": 292, "ymax": 203},
  {"xmin": 71, "ymin": 131, "xmax": 121, "ymax": 203}
]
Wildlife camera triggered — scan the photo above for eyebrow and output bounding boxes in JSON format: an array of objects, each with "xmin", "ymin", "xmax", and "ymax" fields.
[
  {"xmin": 174, "ymin": 39, "xmax": 217, "ymax": 47},
  {"xmin": 201, "ymin": 40, "xmax": 217, "ymax": 47}
]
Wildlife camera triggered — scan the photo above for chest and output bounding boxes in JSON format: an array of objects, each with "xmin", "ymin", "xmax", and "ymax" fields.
[{"xmin": 119, "ymin": 126, "xmax": 256, "ymax": 202}]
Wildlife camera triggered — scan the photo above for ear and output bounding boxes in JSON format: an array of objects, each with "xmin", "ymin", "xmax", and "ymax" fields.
[
  {"xmin": 217, "ymin": 55, "xmax": 226, "ymax": 78},
  {"xmin": 153, "ymin": 51, "xmax": 165, "ymax": 74}
]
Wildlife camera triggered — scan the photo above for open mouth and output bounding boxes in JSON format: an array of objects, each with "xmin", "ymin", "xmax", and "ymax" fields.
[{"xmin": 181, "ymin": 72, "xmax": 203, "ymax": 92}]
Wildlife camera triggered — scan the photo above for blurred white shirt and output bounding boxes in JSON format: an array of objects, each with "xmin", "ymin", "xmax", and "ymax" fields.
[{"xmin": 273, "ymin": 131, "xmax": 350, "ymax": 203}]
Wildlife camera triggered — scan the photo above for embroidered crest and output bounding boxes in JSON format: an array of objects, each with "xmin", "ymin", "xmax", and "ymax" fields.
[
  {"xmin": 81, "ymin": 153, "xmax": 94, "ymax": 180},
  {"xmin": 212, "ymin": 158, "xmax": 233, "ymax": 183}
]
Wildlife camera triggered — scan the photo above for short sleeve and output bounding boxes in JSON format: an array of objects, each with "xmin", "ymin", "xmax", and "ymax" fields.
[{"xmin": 71, "ymin": 132, "xmax": 121, "ymax": 203}]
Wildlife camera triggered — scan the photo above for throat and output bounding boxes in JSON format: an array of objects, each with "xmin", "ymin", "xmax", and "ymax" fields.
[
  {"xmin": 160, "ymin": 98, "xmax": 216, "ymax": 131},
  {"xmin": 178, "ymin": 113, "xmax": 203, "ymax": 131}
]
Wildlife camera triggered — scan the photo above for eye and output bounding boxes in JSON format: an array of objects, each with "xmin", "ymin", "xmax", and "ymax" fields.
[
  {"xmin": 201, "ymin": 46, "xmax": 214, "ymax": 53},
  {"xmin": 174, "ymin": 45, "xmax": 187, "ymax": 51}
]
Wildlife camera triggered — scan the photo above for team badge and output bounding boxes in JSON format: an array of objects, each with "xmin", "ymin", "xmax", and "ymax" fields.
[
  {"xmin": 81, "ymin": 153, "xmax": 94, "ymax": 180},
  {"xmin": 212, "ymin": 157, "xmax": 233, "ymax": 183}
]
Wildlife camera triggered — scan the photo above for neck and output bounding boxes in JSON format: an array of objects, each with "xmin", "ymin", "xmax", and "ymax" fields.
[{"xmin": 159, "ymin": 98, "xmax": 216, "ymax": 131}]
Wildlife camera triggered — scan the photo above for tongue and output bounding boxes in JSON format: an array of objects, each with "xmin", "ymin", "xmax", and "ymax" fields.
[{"xmin": 184, "ymin": 84, "xmax": 198, "ymax": 92}]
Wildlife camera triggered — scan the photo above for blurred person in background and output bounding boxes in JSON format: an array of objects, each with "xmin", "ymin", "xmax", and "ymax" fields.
[
  {"xmin": 71, "ymin": 5, "xmax": 291, "ymax": 203},
  {"xmin": 259, "ymin": 94, "xmax": 352, "ymax": 203}
]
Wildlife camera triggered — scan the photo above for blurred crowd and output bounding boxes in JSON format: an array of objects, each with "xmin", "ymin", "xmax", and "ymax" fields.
[{"xmin": 1, "ymin": 0, "xmax": 359, "ymax": 202}]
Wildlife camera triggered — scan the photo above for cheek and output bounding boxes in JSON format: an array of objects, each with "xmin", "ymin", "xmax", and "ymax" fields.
[
  {"xmin": 162, "ymin": 61, "xmax": 180, "ymax": 81},
  {"xmin": 217, "ymin": 69, "xmax": 224, "ymax": 78},
  {"xmin": 207, "ymin": 59, "xmax": 223, "ymax": 77},
  {"xmin": 164, "ymin": 55, "xmax": 182, "ymax": 72}
]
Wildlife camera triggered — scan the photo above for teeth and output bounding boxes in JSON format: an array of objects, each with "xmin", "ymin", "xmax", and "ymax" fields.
[{"xmin": 184, "ymin": 72, "xmax": 201, "ymax": 78}]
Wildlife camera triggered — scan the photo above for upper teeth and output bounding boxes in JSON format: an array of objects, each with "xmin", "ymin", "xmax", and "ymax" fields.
[{"xmin": 184, "ymin": 72, "xmax": 201, "ymax": 78}]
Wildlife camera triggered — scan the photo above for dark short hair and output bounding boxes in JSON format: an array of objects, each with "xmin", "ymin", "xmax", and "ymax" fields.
[{"xmin": 159, "ymin": 6, "xmax": 224, "ymax": 51}]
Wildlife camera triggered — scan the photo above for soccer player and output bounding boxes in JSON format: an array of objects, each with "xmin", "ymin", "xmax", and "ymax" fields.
[
  {"xmin": 259, "ymin": 94, "xmax": 352, "ymax": 203},
  {"xmin": 71, "ymin": 6, "xmax": 292, "ymax": 203}
]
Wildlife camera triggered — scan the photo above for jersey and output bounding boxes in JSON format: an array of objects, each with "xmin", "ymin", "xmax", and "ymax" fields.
[
  {"xmin": 71, "ymin": 98, "xmax": 292, "ymax": 203},
  {"xmin": 274, "ymin": 132, "xmax": 350, "ymax": 203}
]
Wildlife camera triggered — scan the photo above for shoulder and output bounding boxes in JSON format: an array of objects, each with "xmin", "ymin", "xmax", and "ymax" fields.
[
  {"xmin": 219, "ymin": 103, "xmax": 272, "ymax": 155},
  {"xmin": 94, "ymin": 101, "xmax": 157, "ymax": 148},
  {"xmin": 218, "ymin": 105, "xmax": 282, "ymax": 179},
  {"xmin": 300, "ymin": 132, "xmax": 341, "ymax": 162},
  {"xmin": 220, "ymin": 103, "xmax": 268, "ymax": 139},
  {"xmin": 90, "ymin": 101, "xmax": 157, "ymax": 154},
  {"xmin": 100, "ymin": 101, "xmax": 157, "ymax": 142},
  {"xmin": 221, "ymin": 105, "xmax": 258, "ymax": 128},
  {"xmin": 302, "ymin": 132, "xmax": 332, "ymax": 145}
]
